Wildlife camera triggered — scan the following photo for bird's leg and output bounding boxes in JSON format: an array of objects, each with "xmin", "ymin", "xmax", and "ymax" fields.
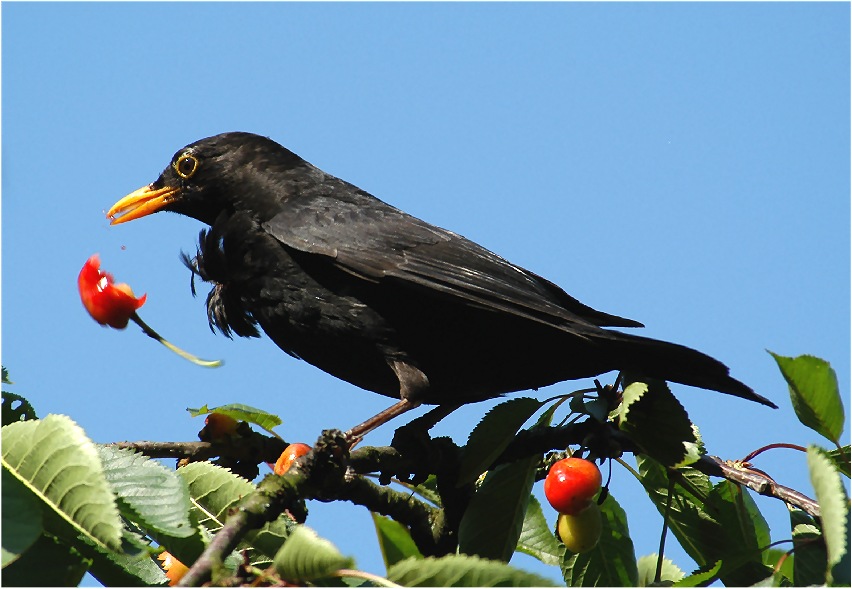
[
  {"xmin": 344, "ymin": 361, "xmax": 429, "ymax": 443},
  {"xmin": 344, "ymin": 398, "xmax": 421, "ymax": 442}
]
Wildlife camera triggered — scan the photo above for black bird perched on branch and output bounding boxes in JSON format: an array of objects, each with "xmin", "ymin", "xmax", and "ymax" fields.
[{"xmin": 108, "ymin": 132, "xmax": 776, "ymax": 437}]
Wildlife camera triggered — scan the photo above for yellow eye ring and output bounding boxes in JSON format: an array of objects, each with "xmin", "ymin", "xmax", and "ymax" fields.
[{"xmin": 174, "ymin": 153, "xmax": 199, "ymax": 179}]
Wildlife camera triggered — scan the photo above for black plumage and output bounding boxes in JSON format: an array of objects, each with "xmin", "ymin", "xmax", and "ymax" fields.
[{"xmin": 109, "ymin": 132, "xmax": 776, "ymax": 435}]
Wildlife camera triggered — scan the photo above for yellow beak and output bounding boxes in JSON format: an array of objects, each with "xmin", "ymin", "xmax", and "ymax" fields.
[{"xmin": 107, "ymin": 185, "xmax": 180, "ymax": 225}]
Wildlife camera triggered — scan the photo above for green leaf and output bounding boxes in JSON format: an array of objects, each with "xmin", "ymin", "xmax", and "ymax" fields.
[
  {"xmin": 827, "ymin": 445, "xmax": 851, "ymax": 478},
  {"xmin": 637, "ymin": 553, "xmax": 685, "ymax": 586},
  {"xmin": 770, "ymin": 352, "xmax": 845, "ymax": 444},
  {"xmin": 457, "ymin": 397, "xmax": 541, "ymax": 485},
  {"xmin": 187, "ymin": 403, "xmax": 282, "ymax": 436},
  {"xmin": 637, "ymin": 456, "xmax": 715, "ymax": 565},
  {"xmin": 387, "ymin": 554, "xmax": 558, "ymax": 587},
  {"xmin": 704, "ymin": 481, "xmax": 772, "ymax": 585},
  {"xmin": 674, "ymin": 560, "xmax": 722, "ymax": 587},
  {"xmin": 763, "ymin": 548, "xmax": 794, "ymax": 585},
  {"xmin": 0, "ymin": 533, "xmax": 88, "ymax": 586},
  {"xmin": 2, "ymin": 366, "xmax": 11, "ymax": 385},
  {"xmin": 537, "ymin": 395, "xmax": 572, "ymax": 428},
  {"xmin": 372, "ymin": 513, "xmax": 422, "ymax": 569},
  {"xmin": 177, "ymin": 462, "xmax": 293, "ymax": 560},
  {"xmin": 637, "ymin": 456, "xmax": 772, "ymax": 585},
  {"xmin": 273, "ymin": 525, "xmax": 354, "ymax": 582},
  {"xmin": 1, "ymin": 415, "xmax": 122, "ymax": 552},
  {"xmin": 708, "ymin": 480, "xmax": 770, "ymax": 553},
  {"xmin": 790, "ymin": 509, "xmax": 828, "ymax": 586},
  {"xmin": 2, "ymin": 392, "xmax": 37, "ymax": 426},
  {"xmin": 1, "ymin": 468, "xmax": 43, "ymax": 567},
  {"xmin": 617, "ymin": 379, "xmax": 699, "ymax": 467},
  {"xmin": 458, "ymin": 454, "xmax": 539, "ymax": 562},
  {"xmin": 146, "ymin": 513, "xmax": 209, "ymax": 573},
  {"xmin": 561, "ymin": 493, "xmax": 638, "ymax": 587},
  {"xmin": 807, "ymin": 445, "xmax": 850, "ymax": 583},
  {"xmin": 97, "ymin": 445, "xmax": 194, "ymax": 538},
  {"xmin": 516, "ymin": 495, "xmax": 565, "ymax": 566},
  {"xmin": 83, "ymin": 528, "xmax": 169, "ymax": 587}
]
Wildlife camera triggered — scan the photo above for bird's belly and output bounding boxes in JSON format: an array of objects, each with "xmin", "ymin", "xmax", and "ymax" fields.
[
  {"xmin": 251, "ymin": 277, "xmax": 608, "ymax": 404},
  {"xmin": 223, "ymin": 246, "xmax": 613, "ymax": 404},
  {"xmin": 249, "ymin": 278, "xmax": 406, "ymax": 398}
]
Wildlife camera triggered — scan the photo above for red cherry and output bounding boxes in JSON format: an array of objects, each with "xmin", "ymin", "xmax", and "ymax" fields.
[
  {"xmin": 543, "ymin": 457, "xmax": 602, "ymax": 515},
  {"xmin": 274, "ymin": 443, "xmax": 312, "ymax": 475},
  {"xmin": 78, "ymin": 254, "xmax": 146, "ymax": 329}
]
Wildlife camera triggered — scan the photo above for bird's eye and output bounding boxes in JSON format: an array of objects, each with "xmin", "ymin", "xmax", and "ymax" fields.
[{"xmin": 174, "ymin": 153, "xmax": 199, "ymax": 179}]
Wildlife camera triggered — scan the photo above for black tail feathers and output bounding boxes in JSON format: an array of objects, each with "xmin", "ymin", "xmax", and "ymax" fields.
[{"xmin": 608, "ymin": 332, "xmax": 777, "ymax": 409}]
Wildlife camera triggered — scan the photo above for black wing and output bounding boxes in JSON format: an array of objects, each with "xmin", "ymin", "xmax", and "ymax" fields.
[{"xmin": 261, "ymin": 188, "xmax": 643, "ymax": 333}]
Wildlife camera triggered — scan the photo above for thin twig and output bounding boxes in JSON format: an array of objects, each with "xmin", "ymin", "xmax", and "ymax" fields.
[
  {"xmin": 741, "ymin": 442, "xmax": 808, "ymax": 463},
  {"xmin": 694, "ymin": 455, "xmax": 819, "ymax": 517}
]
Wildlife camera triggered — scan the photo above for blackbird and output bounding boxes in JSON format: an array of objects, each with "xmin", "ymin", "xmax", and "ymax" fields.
[{"xmin": 108, "ymin": 132, "xmax": 775, "ymax": 436}]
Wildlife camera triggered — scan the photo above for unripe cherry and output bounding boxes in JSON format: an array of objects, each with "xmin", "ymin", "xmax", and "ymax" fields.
[{"xmin": 557, "ymin": 502, "xmax": 602, "ymax": 553}]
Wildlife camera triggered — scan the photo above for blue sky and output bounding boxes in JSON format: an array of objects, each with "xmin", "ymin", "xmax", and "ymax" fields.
[{"xmin": 3, "ymin": 2, "xmax": 849, "ymax": 585}]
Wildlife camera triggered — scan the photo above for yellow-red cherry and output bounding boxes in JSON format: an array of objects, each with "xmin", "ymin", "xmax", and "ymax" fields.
[
  {"xmin": 544, "ymin": 457, "xmax": 602, "ymax": 515},
  {"xmin": 274, "ymin": 443, "xmax": 312, "ymax": 475}
]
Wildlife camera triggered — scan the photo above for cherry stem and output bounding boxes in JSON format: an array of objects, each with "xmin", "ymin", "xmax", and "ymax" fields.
[
  {"xmin": 741, "ymin": 443, "xmax": 808, "ymax": 463},
  {"xmin": 333, "ymin": 569, "xmax": 402, "ymax": 588},
  {"xmin": 130, "ymin": 312, "xmax": 223, "ymax": 368}
]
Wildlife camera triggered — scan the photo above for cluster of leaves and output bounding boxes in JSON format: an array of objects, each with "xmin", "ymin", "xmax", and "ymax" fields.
[{"xmin": 1, "ymin": 355, "xmax": 849, "ymax": 587}]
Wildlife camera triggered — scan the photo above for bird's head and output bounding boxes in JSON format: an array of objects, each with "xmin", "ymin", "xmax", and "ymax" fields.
[{"xmin": 107, "ymin": 132, "xmax": 310, "ymax": 226}]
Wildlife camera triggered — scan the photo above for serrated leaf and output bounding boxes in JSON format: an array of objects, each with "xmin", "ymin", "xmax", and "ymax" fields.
[
  {"xmin": 790, "ymin": 508, "xmax": 828, "ymax": 586},
  {"xmin": 97, "ymin": 445, "xmax": 193, "ymax": 538},
  {"xmin": 807, "ymin": 445, "xmax": 850, "ymax": 581},
  {"xmin": 177, "ymin": 461, "xmax": 257, "ymax": 532},
  {"xmin": 458, "ymin": 455, "xmax": 539, "ymax": 562},
  {"xmin": 561, "ymin": 493, "xmax": 638, "ymax": 587},
  {"xmin": 770, "ymin": 352, "xmax": 845, "ymax": 444},
  {"xmin": 1, "ymin": 468, "xmax": 43, "ymax": 567},
  {"xmin": 458, "ymin": 398, "xmax": 541, "ymax": 485},
  {"xmin": 83, "ymin": 528, "xmax": 169, "ymax": 587},
  {"xmin": 637, "ymin": 553, "xmax": 685, "ymax": 586},
  {"xmin": 387, "ymin": 554, "xmax": 558, "ymax": 587},
  {"xmin": 674, "ymin": 560, "xmax": 722, "ymax": 587},
  {"xmin": 146, "ymin": 513, "xmax": 209, "ymax": 574},
  {"xmin": 1, "ymin": 415, "xmax": 122, "ymax": 552},
  {"xmin": 828, "ymin": 445, "xmax": 851, "ymax": 478},
  {"xmin": 372, "ymin": 513, "xmax": 422, "ymax": 569},
  {"xmin": 707, "ymin": 480, "xmax": 770, "ymax": 556},
  {"xmin": 682, "ymin": 424, "xmax": 705, "ymax": 467},
  {"xmin": 637, "ymin": 455, "xmax": 716, "ymax": 566},
  {"xmin": 705, "ymin": 482, "xmax": 773, "ymax": 585},
  {"xmin": 2, "ymin": 367, "xmax": 11, "ymax": 385},
  {"xmin": 516, "ymin": 495, "xmax": 565, "ymax": 566},
  {"xmin": 637, "ymin": 456, "xmax": 771, "ymax": 585},
  {"xmin": 537, "ymin": 395, "xmax": 571, "ymax": 428},
  {"xmin": 0, "ymin": 533, "xmax": 88, "ymax": 586},
  {"xmin": 618, "ymin": 380, "xmax": 698, "ymax": 467},
  {"xmin": 187, "ymin": 403, "xmax": 282, "ymax": 436},
  {"xmin": 177, "ymin": 462, "xmax": 293, "ymax": 560},
  {"xmin": 2, "ymin": 392, "xmax": 37, "ymax": 425},
  {"xmin": 273, "ymin": 525, "xmax": 353, "ymax": 582}
]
